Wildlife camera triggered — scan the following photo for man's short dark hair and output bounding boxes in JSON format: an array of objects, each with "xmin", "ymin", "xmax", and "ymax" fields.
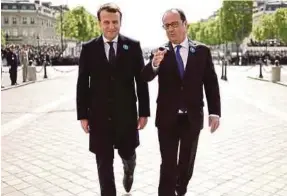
[
  {"xmin": 162, "ymin": 8, "xmax": 187, "ymax": 23},
  {"xmin": 97, "ymin": 3, "xmax": 122, "ymax": 21}
]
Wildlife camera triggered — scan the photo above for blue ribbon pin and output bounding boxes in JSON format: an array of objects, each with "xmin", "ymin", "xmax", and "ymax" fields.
[
  {"xmin": 123, "ymin": 44, "xmax": 129, "ymax": 50},
  {"xmin": 190, "ymin": 47, "xmax": 196, "ymax": 54}
]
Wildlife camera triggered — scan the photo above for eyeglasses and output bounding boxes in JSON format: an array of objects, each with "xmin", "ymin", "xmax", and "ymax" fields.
[{"xmin": 162, "ymin": 21, "xmax": 182, "ymax": 30}]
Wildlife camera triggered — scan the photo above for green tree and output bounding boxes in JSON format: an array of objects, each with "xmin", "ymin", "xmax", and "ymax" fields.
[
  {"xmin": 274, "ymin": 8, "xmax": 287, "ymax": 43},
  {"xmin": 188, "ymin": 18, "xmax": 222, "ymax": 46},
  {"xmin": 188, "ymin": 22, "xmax": 200, "ymax": 40},
  {"xmin": 253, "ymin": 23, "xmax": 264, "ymax": 41},
  {"xmin": 196, "ymin": 22, "xmax": 207, "ymax": 43},
  {"xmin": 253, "ymin": 14, "xmax": 277, "ymax": 41},
  {"xmin": 1, "ymin": 30, "xmax": 6, "ymax": 46},
  {"xmin": 221, "ymin": 0, "xmax": 253, "ymax": 60},
  {"xmin": 56, "ymin": 6, "xmax": 100, "ymax": 41},
  {"xmin": 207, "ymin": 19, "xmax": 222, "ymax": 45}
]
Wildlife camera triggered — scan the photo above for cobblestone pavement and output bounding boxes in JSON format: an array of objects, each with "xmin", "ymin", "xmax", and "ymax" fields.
[
  {"xmin": 1, "ymin": 65, "xmax": 287, "ymax": 196},
  {"xmin": 1, "ymin": 68, "xmax": 76, "ymax": 125},
  {"xmin": 1, "ymin": 66, "xmax": 78, "ymax": 89}
]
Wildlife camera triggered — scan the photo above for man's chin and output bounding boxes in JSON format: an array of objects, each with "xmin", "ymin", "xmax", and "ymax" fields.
[
  {"xmin": 169, "ymin": 38, "xmax": 179, "ymax": 44},
  {"xmin": 105, "ymin": 33, "xmax": 118, "ymax": 40}
]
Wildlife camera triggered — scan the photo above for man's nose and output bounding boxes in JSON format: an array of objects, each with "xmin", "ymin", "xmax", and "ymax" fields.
[
  {"xmin": 108, "ymin": 23, "xmax": 115, "ymax": 29},
  {"xmin": 167, "ymin": 28, "xmax": 174, "ymax": 33}
]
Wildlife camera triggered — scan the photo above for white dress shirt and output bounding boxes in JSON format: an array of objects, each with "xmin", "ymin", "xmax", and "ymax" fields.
[{"xmin": 103, "ymin": 35, "xmax": 118, "ymax": 60}]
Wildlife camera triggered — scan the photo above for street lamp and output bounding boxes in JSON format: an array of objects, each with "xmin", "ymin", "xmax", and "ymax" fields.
[
  {"xmin": 221, "ymin": 55, "xmax": 225, "ymax": 80},
  {"xmin": 36, "ymin": 35, "xmax": 40, "ymax": 54},
  {"xmin": 37, "ymin": 35, "xmax": 47, "ymax": 79},
  {"xmin": 222, "ymin": 50, "xmax": 230, "ymax": 81},
  {"xmin": 259, "ymin": 57, "xmax": 263, "ymax": 78}
]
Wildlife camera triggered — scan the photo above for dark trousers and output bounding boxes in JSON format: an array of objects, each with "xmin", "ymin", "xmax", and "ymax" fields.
[
  {"xmin": 158, "ymin": 114, "xmax": 199, "ymax": 196},
  {"xmin": 95, "ymin": 143, "xmax": 136, "ymax": 196},
  {"xmin": 9, "ymin": 66, "xmax": 17, "ymax": 85}
]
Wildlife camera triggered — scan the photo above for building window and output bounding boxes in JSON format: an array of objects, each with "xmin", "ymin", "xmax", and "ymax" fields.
[
  {"xmin": 30, "ymin": 31, "xmax": 35, "ymax": 37},
  {"xmin": 22, "ymin": 17, "xmax": 27, "ymax": 24},
  {"xmin": 12, "ymin": 29, "xmax": 18, "ymax": 36},
  {"xmin": 31, "ymin": 18, "xmax": 35, "ymax": 24},
  {"xmin": 4, "ymin": 17, "xmax": 9, "ymax": 24},
  {"xmin": 30, "ymin": 5, "xmax": 35, "ymax": 10},
  {"xmin": 12, "ymin": 5, "xmax": 17, "ymax": 9},
  {"xmin": 22, "ymin": 30, "xmax": 27, "ymax": 36},
  {"xmin": 22, "ymin": 5, "xmax": 27, "ymax": 10},
  {"xmin": 12, "ymin": 17, "xmax": 17, "ymax": 24},
  {"xmin": 5, "ymin": 30, "xmax": 10, "ymax": 36},
  {"xmin": 2, "ymin": 5, "xmax": 8, "ymax": 9}
]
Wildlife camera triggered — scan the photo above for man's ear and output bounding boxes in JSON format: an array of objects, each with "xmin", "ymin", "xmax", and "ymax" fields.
[{"xmin": 183, "ymin": 21, "xmax": 187, "ymax": 28}]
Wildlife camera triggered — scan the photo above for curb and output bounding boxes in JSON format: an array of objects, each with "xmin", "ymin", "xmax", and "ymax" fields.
[
  {"xmin": 1, "ymin": 81, "xmax": 35, "ymax": 91},
  {"xmin": 247, "ymin": 76, "xmax": 287, "ymax": 87},
  {"xmin": 1, "ymin": 76, "xmax": 63, "ymax": 91}
]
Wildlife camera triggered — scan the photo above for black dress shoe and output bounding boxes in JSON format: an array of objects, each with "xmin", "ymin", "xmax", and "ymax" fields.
[
  {"xmin": 176, "ymin": 190, "xmax": 185, "ymax": 196},
  {"xmin": 122, "ymin": 154, "xmax": 136, "ymax": 193}
]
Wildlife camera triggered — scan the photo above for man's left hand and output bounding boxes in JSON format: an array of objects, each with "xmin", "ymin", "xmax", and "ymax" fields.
[
  {"xmin": 137, "ymin": 117, "xmax": 148, "ymax": 130},
  {"xmin": 209, "ymin": 116, "xmax": 220, "ymax": 133}
]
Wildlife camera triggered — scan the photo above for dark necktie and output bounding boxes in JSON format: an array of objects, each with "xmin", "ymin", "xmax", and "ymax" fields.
[
  {"xmin": 175, "ymin": 45, "xmax": 184, "ymax": 79},
  {"xmin": 175, "ymin": 45, "xmax": 187, "ymax": 112},
  {"xmin": 108, "ymin": 41, "xmax": 116, "ymax": 64}
]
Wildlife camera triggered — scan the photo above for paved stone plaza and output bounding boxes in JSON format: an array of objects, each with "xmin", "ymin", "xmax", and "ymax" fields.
[
  {"xmin": 1, "ymin": 65, "xmax": 287, "ymax": 196},
  {"xmin": 1, "ymin": 66, "xmax": 78, "ymax": 90}
]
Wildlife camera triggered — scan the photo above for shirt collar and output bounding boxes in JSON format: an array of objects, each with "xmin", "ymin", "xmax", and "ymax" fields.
[
  {"xmin": 103, "ymin": 35, "xmax": 119, "ymax": 43},
  {"xmin": 172, "ymin": 36, "xmax": 189, "ymax": 49}
]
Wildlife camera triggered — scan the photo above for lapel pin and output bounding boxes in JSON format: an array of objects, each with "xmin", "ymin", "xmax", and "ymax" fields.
[
  {"xmin": 189, "ymin": 41, "xmax": 197, "ymax": 54},
  {"xmin": 190, "ymin": 47, "xmax": 196, "ymax": 54},
  {"xmin": 123, "ymin": 44, "xmax": 129, "ymax": 50}
]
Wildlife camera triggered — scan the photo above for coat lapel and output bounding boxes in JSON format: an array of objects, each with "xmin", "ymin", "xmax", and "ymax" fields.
[
  {"xmin": 95, "ymin": 35, "xmax": 109, "ymax": 64},
  {"xmin": 184, "ymin": 40, "xmax": 197, "ymax": 78},
  {"xmin": 115, "ymin": 34, "xmax": 126, "ymax": 64}
]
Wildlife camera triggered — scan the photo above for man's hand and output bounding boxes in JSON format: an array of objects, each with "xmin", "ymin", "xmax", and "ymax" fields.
[
  {"xmin": 80, "ymin": 119, "xmax": 89, "ymax": 133},
  {"xmin": 152, "ymin": 48, "xmax": 167, "ymax": 67},
  {"xmin": 209, "ymin": 116, "xmax": 220, "ymax": 133},
  {"xmin": 137, "ymin": 117, "xmax": 148, "ymax": 130}
]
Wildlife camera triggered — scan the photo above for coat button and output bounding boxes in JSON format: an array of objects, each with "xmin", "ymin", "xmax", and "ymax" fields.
[
  {"xmin": 181, "ymin": 86, "xmax": 183, "ymax": 90},
  {"xmin": 108, "ymin": 117, "xmax": 112, "ymax": 121},
  {"xmin": 111, "ymin": 76, "xmax": 115, "ymax": 81}
]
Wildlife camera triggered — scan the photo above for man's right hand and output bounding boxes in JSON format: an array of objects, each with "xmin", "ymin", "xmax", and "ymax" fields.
[
  {"xmin": 152, "ymin": 48, "xmax": 167, "ymax": 67},
  {"xmin": 80, "ymin": 119, "xmax": 89, "ymax": 133}
]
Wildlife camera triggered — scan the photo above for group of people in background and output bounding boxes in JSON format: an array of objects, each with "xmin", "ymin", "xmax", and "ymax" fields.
[{"xmin": 1, "ymin": 44, "xmax": 58, "ymax": 86}]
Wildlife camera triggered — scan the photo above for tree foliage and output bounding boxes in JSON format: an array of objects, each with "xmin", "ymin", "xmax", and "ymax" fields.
[
  {"xmin": 188, "ymin": 0, "xmax": 253, "ymax": 46},
  {"xmin": 56, "ymin": 6, "xmax": 101, "ymax": 41},
  {"xmin": 1, "ymin": 30, "xmax": 6, "ymax": 46},
  {"xmin": 252, "ymin": 8, "xmax": 287, "ymax": 43}
]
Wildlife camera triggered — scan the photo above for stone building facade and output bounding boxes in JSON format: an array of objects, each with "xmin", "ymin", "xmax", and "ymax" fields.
[{"xmin": 1, "ymin": 0, "xmax": 68, "ymax": 46}]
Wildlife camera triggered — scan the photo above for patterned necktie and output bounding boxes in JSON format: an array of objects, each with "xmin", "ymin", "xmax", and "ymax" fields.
[
  {"xmin": 107, "ymin": 41, "xmax": 115, "ymax": 64},
  {"xmin": 175, "ymin": 45, "xmax": 184, "ymax": 79}
]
